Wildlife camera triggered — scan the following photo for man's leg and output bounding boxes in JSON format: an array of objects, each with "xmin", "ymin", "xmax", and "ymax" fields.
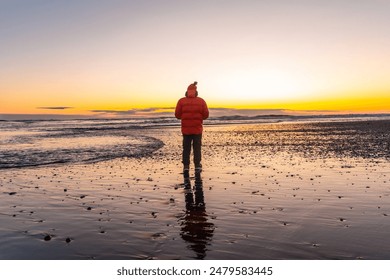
[
  {"xmin": 193, "ymin": 134, "xmax": 202, "ymax": 186},
  {"xmin": 193, "ymin": 134, "xmax": 202, "ymax": 171},
  {"xmin": 182, "ymin": 135, "xmax": 192, "ymax": 178}
]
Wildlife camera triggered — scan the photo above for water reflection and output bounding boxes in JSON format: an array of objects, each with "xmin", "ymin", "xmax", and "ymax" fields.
[{"xmin": 179, "ymin": 179, "xmax": 215, "ymax": 259}]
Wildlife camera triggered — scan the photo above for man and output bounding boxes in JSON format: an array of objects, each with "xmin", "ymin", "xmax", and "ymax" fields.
[{"xmin": 175, "ymin": 81, "xmax": 209, "ymax": 183}]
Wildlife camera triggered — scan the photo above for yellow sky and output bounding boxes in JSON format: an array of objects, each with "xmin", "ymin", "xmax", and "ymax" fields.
[{"xmin": 1, "ymin": 0, "xmax": 390, "ymax": 116}]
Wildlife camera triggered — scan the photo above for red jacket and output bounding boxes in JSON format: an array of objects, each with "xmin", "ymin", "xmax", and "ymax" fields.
[{"xmin": 175, "ymin": 89, "xmax": 209, "ymax": 135}]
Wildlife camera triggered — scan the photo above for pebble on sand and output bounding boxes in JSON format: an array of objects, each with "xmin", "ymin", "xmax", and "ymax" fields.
[{"xmin": 44, "ymin": 235, "xmax": 51, "ymax": 241}]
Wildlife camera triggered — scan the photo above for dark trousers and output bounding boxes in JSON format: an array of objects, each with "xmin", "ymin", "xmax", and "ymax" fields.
[{"xmin": 182, "ymin": 134, "xmax": 202, "ymax": 168}]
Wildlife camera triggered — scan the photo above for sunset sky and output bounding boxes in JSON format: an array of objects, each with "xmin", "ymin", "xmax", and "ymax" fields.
[{"xmin": 1, "ymin": 0, "xmax": 390, "ymax": 118}]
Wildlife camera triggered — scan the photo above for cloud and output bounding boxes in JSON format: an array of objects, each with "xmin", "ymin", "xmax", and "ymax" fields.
[
  {"xmin": 89, "ymin": 107, "xmax": 175, "ymax": 117},
  {"xmin": 90, "ymin": 109, "xmax": 138, "ymax": 115},
  {"xmin": 208, "ymin": 108, "xmax": 355, "ymax": 117},
  {"xmin": 209, "ymin": 108, "xmax": 288, "ymax": 117},
  {"xmin": 37, "ymin": 107, "xmax": 73, "ymax": 110}
]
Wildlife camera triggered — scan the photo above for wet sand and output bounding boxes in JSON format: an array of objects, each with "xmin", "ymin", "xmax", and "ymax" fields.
[{"xmin": 1, "ymin": 120, "xmax": 390, "ymax": 259}]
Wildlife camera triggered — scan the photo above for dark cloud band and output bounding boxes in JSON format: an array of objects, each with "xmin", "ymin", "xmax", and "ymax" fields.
[{"xmin": 37, "ymin": 107, "xmax": 73, "ymax": 110}]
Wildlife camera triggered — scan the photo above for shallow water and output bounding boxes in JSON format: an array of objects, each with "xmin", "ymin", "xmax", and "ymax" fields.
[{"xmin": 0, "ymin": 119, "xmax": 163, "ymax": 169}]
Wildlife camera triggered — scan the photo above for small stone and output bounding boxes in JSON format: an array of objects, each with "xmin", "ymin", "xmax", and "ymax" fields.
[
  {"xmin": 9, "ymin": 192, "xmax": 17, "ymax": 195},
  {"xmin": 44, "ymin": 235, "xmax": 51, "ymax": 241},
  {"xmin": 65, "ymin": 238, "xmax": 71, "ymax": 243}
]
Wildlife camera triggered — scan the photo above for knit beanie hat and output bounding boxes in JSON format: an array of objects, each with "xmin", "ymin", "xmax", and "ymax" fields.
[
  {"xmin": 187, "ymin": 82, "xmax": 197, "ymax": 90},
  {"xmin": 186, "ymin": 81, "xmax": 198, "ymax": 97}
]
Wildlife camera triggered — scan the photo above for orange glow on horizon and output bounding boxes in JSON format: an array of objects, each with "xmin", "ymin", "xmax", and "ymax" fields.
[{"xmin": 2, "ymin": 91, "xmax": 390, "ymax": 117}]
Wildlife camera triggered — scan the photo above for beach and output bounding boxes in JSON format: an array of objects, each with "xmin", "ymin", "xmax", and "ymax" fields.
[{"xmin": 1, "ymin": 119, "xmax": 390, "ymax": 259}]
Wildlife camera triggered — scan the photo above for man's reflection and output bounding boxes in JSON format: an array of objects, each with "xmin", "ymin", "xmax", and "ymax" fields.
[{"xmin": 179, "ymin": 178, "xmax": 215, "ymax": 259}]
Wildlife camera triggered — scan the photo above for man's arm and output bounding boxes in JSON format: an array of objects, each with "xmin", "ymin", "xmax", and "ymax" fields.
[
  {"xmin": 202, "ymin": 100, "xmax": 209, "ymax": 120},
  {"xmin": 175, "ymin": 99, "xmax": 182, "ymax": 119}
]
